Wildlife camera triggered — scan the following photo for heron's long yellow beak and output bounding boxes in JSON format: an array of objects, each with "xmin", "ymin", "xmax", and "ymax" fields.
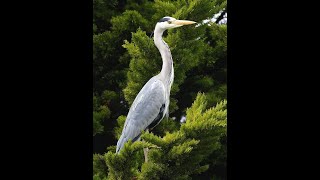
[{"xmin": 172, "ymin": 20, "xmax": 197, "ymax": 25}]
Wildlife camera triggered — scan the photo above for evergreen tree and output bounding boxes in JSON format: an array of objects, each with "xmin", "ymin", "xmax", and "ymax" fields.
[
  {"xmin": 95, "ymin": 93, "xmax": 226, "ymax": 179},
  {"xmin": 93, "ymin": 0, "xmax": 227, "ymax": 178}
]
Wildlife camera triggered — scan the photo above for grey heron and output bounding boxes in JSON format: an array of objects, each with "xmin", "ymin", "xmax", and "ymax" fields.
[{"xmin": 116, "ymin": 16, "xmax": 196, "ymax": 154}]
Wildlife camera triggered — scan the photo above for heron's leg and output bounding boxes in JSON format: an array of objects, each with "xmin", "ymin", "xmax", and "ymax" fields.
[
  {"xmin": 143, "ymin": 146, "xmax": 149, "ymax": 162},
  {"xmin": 143, "ymin": 129, "xmax": 149, "ymax": 162}
]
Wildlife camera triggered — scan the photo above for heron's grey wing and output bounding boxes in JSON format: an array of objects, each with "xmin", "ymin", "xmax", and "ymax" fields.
[{"xmin": 116, "ymin": 78, "xmax": 167, "ymax": 153}]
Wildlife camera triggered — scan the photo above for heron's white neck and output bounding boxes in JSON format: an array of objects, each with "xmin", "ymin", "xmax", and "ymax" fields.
[{"xmin": 154, "ymin": 26, "xmax": 174, "ymax": 88}]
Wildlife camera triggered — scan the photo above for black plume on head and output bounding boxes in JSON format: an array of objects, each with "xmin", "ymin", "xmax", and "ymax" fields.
[{"xmin": 158, "ymin": 17, "xmax": 170, "ymax": 22}]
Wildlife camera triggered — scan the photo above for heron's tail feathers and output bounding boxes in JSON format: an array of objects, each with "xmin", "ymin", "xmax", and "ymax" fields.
[
  {"xmin": 116, "ymin": 134, "xmax": 127, "ymax": 153},
  {"xmin": 116, "ymin": 133, "xmax": 142, "ymax": 153}
]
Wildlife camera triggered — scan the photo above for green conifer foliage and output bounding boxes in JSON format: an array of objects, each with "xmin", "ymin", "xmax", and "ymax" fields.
[
  {"xmin": 98, "ymin": 93, "xmax": 226, "ymax": 179},
  {"xmin": 93, "ymin": 7, "xmax": 152, "ymax": 137},
  {"xmin": 93, "ymin": 153, "xmax": 108, "ymax": 180},
  {"xmin": 93, "ymin": 93, "xmax": 112, "ymax": 136}
]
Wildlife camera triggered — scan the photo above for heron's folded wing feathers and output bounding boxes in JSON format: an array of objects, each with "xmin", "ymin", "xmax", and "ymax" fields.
[{"xmin": 116, "ymin": 78, "xmax": 166, "ymax": 153}]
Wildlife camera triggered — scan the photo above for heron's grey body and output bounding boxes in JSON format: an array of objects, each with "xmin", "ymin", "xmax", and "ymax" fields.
[{"xmin": 116, "ymin": 17, "xmax": 195, "ymax": 153}]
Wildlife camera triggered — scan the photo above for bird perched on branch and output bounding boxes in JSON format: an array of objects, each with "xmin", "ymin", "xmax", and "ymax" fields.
[{"xmin": 116, "ymin": 17, "xmax": 196, "ymax": 156}]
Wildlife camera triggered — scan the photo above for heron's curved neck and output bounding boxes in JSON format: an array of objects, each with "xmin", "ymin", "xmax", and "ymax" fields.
[{"xmin": 154, "ymin": 26, "xmax": 174, "ymax": 86}]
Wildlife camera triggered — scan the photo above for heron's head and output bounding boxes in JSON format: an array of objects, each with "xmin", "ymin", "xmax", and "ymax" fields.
[{"xmin": 156, "ymin": 16, "xmax": 196, "ymax": 30}]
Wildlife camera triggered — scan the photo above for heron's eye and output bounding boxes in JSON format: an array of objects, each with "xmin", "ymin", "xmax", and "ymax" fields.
[{"xmin": 167, "ymin": 21, "xmax": 172, "ymax": 24}]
